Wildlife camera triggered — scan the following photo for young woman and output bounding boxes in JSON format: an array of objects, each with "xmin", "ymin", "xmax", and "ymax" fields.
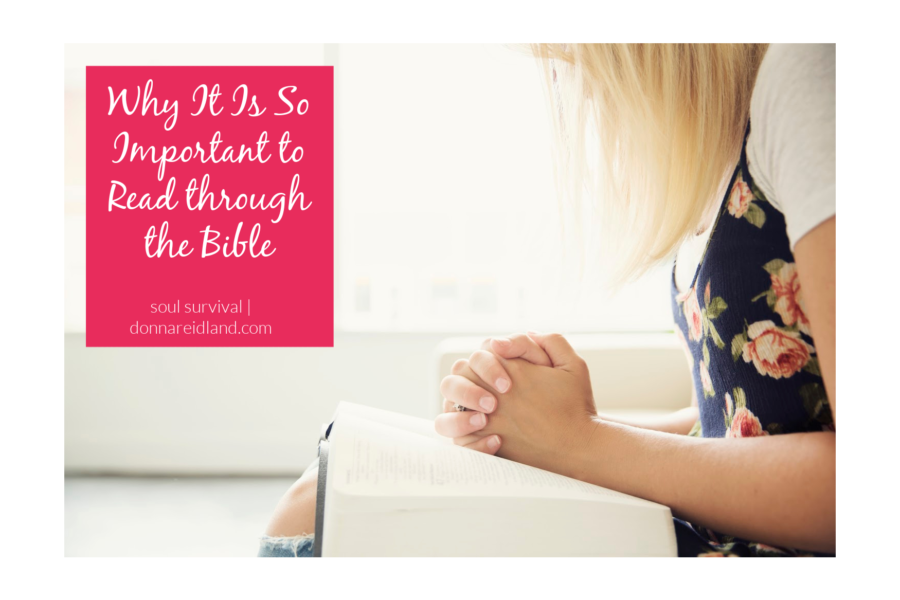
[{"xmin": 260, "ymin": 44, "xmax": 835, "ymax": 557}]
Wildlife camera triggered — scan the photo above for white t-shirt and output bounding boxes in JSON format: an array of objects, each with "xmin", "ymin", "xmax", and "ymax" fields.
[
  {"xmin": 746, "ymin": 43, "xmax": 836, "ymax": 249},
  {"xmin": 675, "ymin": 44, "xmax": 835, "ymax": 292}
]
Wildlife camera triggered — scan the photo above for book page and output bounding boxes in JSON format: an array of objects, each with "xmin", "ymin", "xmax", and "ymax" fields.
[
  {"xmin": 330, "ymin": 411, "xmax": 652, "ymax": 505},
  {"xmin": 334, "ymin": 401, "xmax": 447, "ymax": 441}
]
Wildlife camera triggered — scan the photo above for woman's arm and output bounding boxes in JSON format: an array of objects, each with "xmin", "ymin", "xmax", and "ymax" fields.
[
  {"xmin": 793, "ymin": 216, "xmax": 836, "ymax": 420},
  {"xmin": 504, "ymin": 339, "xmax": 834, "ymax": 553},
  {"xmin": 440, "ymin": 333, "xmax": 835, "ymax": 553},
  {"xmin": 598, "ymin": 385, "xmax": 698, "ymax": 434},
  {"xmin": 598, "ymin": 405, "xmax": 698, "ymax": 435},
  {"xmin": 570, "ymin": 417, "xmax": 835, "ymax": 553}
]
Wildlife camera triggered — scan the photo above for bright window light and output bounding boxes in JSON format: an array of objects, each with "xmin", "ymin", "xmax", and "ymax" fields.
[{"xmin": 335, "ymin": 44, "xmax": 674, "ymax": 333}]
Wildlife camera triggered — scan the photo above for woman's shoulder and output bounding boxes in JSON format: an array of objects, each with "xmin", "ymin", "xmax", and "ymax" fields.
[{"xmin": 747, "ymin": 44, "xmax": 835, "ymax": 250}]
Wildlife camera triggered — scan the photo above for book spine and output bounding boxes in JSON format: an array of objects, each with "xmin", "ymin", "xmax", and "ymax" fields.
[{"xmin": 312, "ymin": 421, "xmax": 333, "ymax": 557}]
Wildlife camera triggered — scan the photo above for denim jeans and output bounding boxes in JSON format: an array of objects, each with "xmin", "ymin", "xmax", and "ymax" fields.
[{"xmin": 258, "ymin": 535, "xmax": 315, "ymax": 557}]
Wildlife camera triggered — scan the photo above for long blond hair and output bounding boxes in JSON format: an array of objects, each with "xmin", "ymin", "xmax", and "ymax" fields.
[{"xmin": 531, "ymin": 44, "xmax": 768, "ymax": 282}]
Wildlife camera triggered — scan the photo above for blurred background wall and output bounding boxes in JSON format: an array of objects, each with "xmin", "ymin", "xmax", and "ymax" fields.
[{"xmin": 65, "ymin": 332, "xmax": 445, "ymax": 473}]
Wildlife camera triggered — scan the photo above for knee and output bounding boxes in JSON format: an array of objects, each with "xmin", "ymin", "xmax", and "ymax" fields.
[{"xmin": 264, "ymin": 466, "xmax": 319, "ymax": 537}]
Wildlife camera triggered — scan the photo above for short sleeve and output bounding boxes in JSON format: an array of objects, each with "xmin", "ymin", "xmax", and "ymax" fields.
[{"xmin": 746, "ymin": 44, "xmax": 835, "ymax": 249}]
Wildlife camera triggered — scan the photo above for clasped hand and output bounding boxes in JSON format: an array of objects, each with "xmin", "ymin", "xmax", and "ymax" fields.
[{"xmin": 435, "ymin": 333, "xmax": 598, "ymax": 474}]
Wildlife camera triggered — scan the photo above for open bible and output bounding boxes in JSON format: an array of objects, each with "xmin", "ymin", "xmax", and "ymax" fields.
[{"xmin": 313, "ymin": 402, "xmax": 677, "ymax": 557}]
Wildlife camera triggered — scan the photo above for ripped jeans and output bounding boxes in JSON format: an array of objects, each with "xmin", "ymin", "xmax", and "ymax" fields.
[
  {"xmin": 259, "ymin": 458, "xmax": 318, "ymax": 557},
  {"xmin": 258, "ymin": 534, "xmax": 315, "ymax": 557}
]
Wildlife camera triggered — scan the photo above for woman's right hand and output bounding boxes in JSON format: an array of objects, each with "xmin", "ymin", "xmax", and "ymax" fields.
[{"xmin": 434, "ymin": 333, "xmax": 553, "ymax": 454}]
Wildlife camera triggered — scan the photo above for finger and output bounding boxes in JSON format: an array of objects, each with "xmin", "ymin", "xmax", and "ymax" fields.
[
  {"xmin": 489, "ymin": 333, "xmax": 553, "ymax": 367},
  {"xmin": 463, "ymin": 434, "xmax": 502, "ymax": 455},
  {"xmin": 452, "ymin": 432, "xmax": 487, "ymax": 446},
  {"xmin": 434, "ymin": 410, "xmax": 489, "ymax": 438},
  {"xmin": 467, "ymin": 350, "xmax": 510, "ymax": 397},
  {"xmin": 529, "ymin": 332, "xmax": 585, "ymax": 371},
  {"xmin": 439, "ymin": 374, "xmax": 496, "ymax": 412},
  {"xmin": 443, "ymin": 397, "xmax": 484, "ymax": 415},
  {"xmin": 451, "ymin": 358, "xmax": 495, "ymax": 394},
  {"xmin": 450, "ymin": 358, "xmax": 469, "ymax": 376}
]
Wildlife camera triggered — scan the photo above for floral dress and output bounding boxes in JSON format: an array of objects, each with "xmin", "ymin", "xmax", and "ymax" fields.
[{"xmin": 670, "ymin": 130, "xmax": 834, "ymax": 557}]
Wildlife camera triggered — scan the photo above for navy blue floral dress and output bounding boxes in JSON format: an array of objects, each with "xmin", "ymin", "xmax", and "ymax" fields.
[{"xmin": 670, "ymin": 131, "xmax": 834, "ymax": 557}]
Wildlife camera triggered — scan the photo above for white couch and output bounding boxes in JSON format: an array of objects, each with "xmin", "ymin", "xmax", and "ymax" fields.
[{"xmin": 433, "ymin": 333, "xmax": 692, "ymax": 421}]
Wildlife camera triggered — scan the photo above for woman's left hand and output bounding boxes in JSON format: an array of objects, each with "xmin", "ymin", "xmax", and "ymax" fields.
[{"xmin": 440, "ymin": 333, "xmax": 600, "ymax": 475}]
